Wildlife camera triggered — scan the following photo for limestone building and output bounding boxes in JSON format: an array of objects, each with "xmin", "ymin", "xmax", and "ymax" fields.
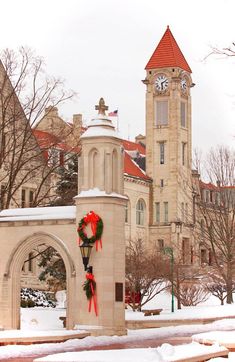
[
  {"xmin": 0, "ymin": 27, "xmax": 227, "ymax": 291},
  {"xmin": 35, "ymin": 26, "xmax": 197, "ymax": 265},
  {"xmin": 29, "ymin": 26, "xmax": 197, "ymax": 272}
]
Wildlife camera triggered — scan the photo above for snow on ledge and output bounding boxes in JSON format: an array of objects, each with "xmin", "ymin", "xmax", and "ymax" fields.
[
  {"xmin": 33, "ymin": 342, "xmax": 229, "ymax": 362},
  {"xmin": 75, "ymin": 188, "xmax": 128, "ymax": 200},
  {"xmin": 80, "ymin": 125, "xmax": 121, "ymax": 139},
  {"xmin": 0, "ymin": 206, "xmax": 76, "ymax": 222}
]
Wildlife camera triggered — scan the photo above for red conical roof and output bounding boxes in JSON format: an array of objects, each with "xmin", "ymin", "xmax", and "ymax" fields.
[{"xmin": 145, "ymin": 26, "xmax": 192, "ymax": 73}]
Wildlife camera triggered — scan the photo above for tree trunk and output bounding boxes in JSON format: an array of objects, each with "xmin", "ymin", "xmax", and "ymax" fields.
[
  {"xmin": 176, "ymin": 273, "xmax": 181, "ymax": 309},
  {"xmin": 226, "ymin": 266, "xmax": 233, "ymax": 304}
]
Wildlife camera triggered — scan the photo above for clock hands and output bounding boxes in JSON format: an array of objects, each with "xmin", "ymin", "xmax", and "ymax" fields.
[{"xmin": 160, "ymin": 79, "xmax": 168, "ymax": 90}]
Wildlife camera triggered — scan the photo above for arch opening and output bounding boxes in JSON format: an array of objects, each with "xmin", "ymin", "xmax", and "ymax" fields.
[{"xmin": 6, "ymin": 232, "xmax": 76, "ymax": 330}]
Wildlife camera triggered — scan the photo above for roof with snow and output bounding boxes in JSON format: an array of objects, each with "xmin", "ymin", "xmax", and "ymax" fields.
[
  {"xmin": 33, "ymin": 127, "xmax": 150, "ymax": 183},
  {"xmin": 145, "ymin": 26, "xmax": 192, "ymax": 73},
  {"xmin": 0, "ymin": 206, "xmax": 76, "ymax": 222}
]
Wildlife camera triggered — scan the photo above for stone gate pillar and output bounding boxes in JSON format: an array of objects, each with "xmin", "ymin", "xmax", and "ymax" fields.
[{"xmin": 75, "ymin": 99, "xmax": 127, "ymax": 336}]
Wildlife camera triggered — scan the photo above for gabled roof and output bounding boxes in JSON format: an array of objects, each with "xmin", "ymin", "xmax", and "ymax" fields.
[
  {"xmin": 122, "ymin": 139, "xmax": 145, "ymax": 155},
  {"xmin": 124, "ymin": 151, "xmax": 150, "ymax": 181},
  {"xmin": 34, "ymin": 128, "xmax": 150, "ymax": 182},
  {"xmin": 145, "ymin": 26, "xmax": 192, "ymax": 73},
  {"xmin": 199, "ymin": 181, "xmax": 218, "ymax": 191},
  {"xmin": 199, "ymin": 181, "xmax": 235, "ymax": 191},
  {"xmin": 33, "ymin": 129, "xmax": 80, "ymax": 153}
]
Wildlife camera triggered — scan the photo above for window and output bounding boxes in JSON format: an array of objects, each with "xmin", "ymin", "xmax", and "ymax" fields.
[
  {"xmin": 156, "ymin": 101, "xmax": 168, "ymax": 126},
  {"xmin": 182, "ymin": 143, "xmax": 186, "ymax": 166},
  {"xmin": 210, "ymin": 191, "xmax": 213, "ymax": 203},
  {"xmin": 0, "ymin": 184, "xmax": 6, "ymax": 209},
  {"xmin": 158, "ymin": 239, "xmax": 164, "ymax": 252},
  {"xmin": 185, "ymin": 203, "xmax": 188, "ymax": 222},
  {"xmin": 215, "ymin": 192, "xmax": 220, "ymax": 206},
  {"xmin": 155, "ymin": 202, "xmax": 160, "ymax": 222},
  {"xmin": 200, "ymin": 249, "xmax": 207, "ymax": 266},
  {"xmin": 29, "ymin": 190, "xmax": 34, "ymax": 207},
  {"xmin": 125, "ymin": 203, "xmax": 128, "ymax": 223},
  {"xmin": 204, "ymin": 190, "xmax": 210, "ymax": 203},
  {"xmin": 181, "ymin": 102, "xmax": 186, "ymax": 127},
  {"xmin": 181, "ymin": 202, "xmax": 184, "ymax": 221},
  {"xmin": 21, "ymin": 189, "xmax": 26, "ymax": 208},
  {"xmin": 160, "ymin": 179, "xmax": 164, "ymax": 188},
  {"xmin": 164, "ymin": 202, "xmax": 168, "ymax": 222},
  {"xmin": 159, "ymin": 142, "xmax": 165, "ymax": 164},
  {"xmin": 21, "ymin": 188, "xmax": 35, "ymax": 208},
  {"xmin": 182, "ymin": 238, "xmax": 190, "ymax": 264},
  {"xmin": 136, "ymin": 199, "xmax": 145, "ymax": 225}
]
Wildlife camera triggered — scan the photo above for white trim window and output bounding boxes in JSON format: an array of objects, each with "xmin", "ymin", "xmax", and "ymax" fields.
[{"xmin": 136, "ymin": 199, "xmax": 145, "ymax": 226}]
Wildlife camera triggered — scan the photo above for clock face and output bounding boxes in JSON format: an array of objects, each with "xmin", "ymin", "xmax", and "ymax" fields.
[
  {"xmin": 155, "ymin": 74, "xmax": 169, "ymax": 92},
  {"xmin": 181, "ymin": 78, "xmax": 187, "ymax": 92}
]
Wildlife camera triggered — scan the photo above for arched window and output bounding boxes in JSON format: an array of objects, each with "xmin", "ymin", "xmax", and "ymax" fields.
[
  {"xmin": 136, "ymin": 199, "xmax": 145, "ymax": 225},
  {"xmin": 88, "ymin": 148, "xmax": 99, "ymax": 189},
  {"xmin": 112, "ymin": 149, "xmax": 118, "ymax": 192},
  {"xmin": 125, "ymin": 198, "xmax": 130, "ymax": 223}
]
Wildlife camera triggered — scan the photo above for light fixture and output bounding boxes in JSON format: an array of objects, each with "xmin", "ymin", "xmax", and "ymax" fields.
[{"xmin": 79, "ymin": 241, "xmax": 93, "ymax": 271}]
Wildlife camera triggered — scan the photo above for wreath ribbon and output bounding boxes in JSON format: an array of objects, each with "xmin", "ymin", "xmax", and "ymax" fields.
[{"xmin": 85, "ymin": 272, "xmax": 98, "ymax": 316}]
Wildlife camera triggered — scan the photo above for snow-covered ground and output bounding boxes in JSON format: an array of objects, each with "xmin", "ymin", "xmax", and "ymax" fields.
[{"xmin": 1, "ymin": 294, "xmax": 235, "ymax": 360}]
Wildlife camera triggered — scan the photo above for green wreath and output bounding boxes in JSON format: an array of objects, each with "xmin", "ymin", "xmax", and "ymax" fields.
[{"xmin": 78, "ymin": 211, "xmax": 103, "ymax": 244}]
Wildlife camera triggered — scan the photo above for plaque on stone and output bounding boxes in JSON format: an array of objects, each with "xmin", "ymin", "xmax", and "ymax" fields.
[{"xmin": 115, "ymin": 282, "xmax": 123, "ymax": 302}]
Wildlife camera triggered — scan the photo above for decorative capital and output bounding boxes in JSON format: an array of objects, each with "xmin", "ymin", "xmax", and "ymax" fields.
[{"xmin": 95, "ymin": 98, "xmax": 108, "ymax": 116}]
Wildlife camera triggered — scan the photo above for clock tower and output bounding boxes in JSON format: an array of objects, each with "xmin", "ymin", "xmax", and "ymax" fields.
[{"xmin": 143, "ymin": 26, "xmax": 194, "ymax": 255}]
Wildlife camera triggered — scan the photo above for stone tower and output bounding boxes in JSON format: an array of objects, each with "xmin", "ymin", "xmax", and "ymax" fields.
[
  {"xmin": 144, "ymin": 26, "xmax": 194, "ymax": 260},
  {"xmin": 75, "ymin": 98, "xmax": 127, "ymax": 335}
]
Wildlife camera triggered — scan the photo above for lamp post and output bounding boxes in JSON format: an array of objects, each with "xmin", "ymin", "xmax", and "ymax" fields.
[
  {"xmin": 79, "ymin": 241, "xmax": 93, "ymax": 271},
  {"xmin": 164, "ymin": 246, "xmax": 174, "ymax": 313}
]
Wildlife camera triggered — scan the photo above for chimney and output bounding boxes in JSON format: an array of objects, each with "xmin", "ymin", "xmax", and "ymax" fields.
[
  {"xmin": 45, "ymin": 106, "xmax": 58, "ymax": 117},
  {"xmin": 73, "ymin": 114, "xmax": 82, "ymax": 129},
  {"xmin": 135, "ymin": 134, "xmax": 146, "ymax": 146}
]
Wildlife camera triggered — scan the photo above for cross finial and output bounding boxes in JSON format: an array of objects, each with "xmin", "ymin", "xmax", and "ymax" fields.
[{"xmin": 95, "ymin": 98, "xmax": 108, "ymax": 116}]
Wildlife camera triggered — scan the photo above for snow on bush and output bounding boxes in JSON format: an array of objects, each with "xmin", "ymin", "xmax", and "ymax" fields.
[{"xmin": 21, "ymin": 288, "xmax": 56, "ymax": 308}]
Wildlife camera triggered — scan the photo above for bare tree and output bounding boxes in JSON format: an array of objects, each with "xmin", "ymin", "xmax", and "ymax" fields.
[
  {"xmin": 0, "ymin": 47, "xmax": 77, "ymax": 208},
  {"xmin": 207, "ymin": 43, "xmax": 235, "ymax": 58},
  {"xmin": 194, "ymin": 146, "xmax": 235, "ymax": 304},
  {"xmin": 175, "ymin": 283, "xmax": 209, "ymax": 306},
  {"xmin": 204, "ymin": 271, "xmax": 235, "ymax": 305},
  {"xmin": 125, "ymin": 239, "xmax": 169, "ymax": 311}
]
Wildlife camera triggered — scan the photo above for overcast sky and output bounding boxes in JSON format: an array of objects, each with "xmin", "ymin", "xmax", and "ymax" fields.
[{"xmin": 0, "ymin": 0, "xmax": 235, "ymax": 153}]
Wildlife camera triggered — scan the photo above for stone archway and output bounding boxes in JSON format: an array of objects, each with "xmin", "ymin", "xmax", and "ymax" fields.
[{"xmin": 4, "ymin": 231, "xmax": 76, "ymax": 330}]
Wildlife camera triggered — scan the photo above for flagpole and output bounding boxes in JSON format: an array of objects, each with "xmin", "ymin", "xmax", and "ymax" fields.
[{"xmin": 117, "ymin": 108, "xmax": 119, "ymax": 132}]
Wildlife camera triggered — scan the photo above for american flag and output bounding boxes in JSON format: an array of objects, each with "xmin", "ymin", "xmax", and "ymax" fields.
[{"xmin": 108, "ymin": 109, "xmax": 118, "ymax": 117}]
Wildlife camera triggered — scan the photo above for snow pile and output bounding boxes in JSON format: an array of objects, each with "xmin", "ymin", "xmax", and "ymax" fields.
[
  {"xmin": 33, "ymin": 342, "xmax": 228, "ymax": 361},
  {"xmin": 20, "ymin": 307, "xmax": 65, "ymax": 331},
  {"xmin": 21, "ymin": 288, "xmax": 56, "ymax": 308}
]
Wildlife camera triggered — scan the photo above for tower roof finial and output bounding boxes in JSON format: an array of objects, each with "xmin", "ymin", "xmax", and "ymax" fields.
[{"xmin": 95, "ymin": 98, "xmax": 109, "ymax": 116}]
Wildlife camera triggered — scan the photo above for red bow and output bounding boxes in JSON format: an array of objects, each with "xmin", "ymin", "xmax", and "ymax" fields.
[{"xmin": 86, "ymin": 272, "xmax": 98, "ymax": 316}]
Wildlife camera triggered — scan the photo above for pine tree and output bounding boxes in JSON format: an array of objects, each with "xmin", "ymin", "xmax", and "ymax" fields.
[
  {"xmin": 53, "ymin": 154, "xmax": 78, "ymax": 206},
  {"xmin": 38, "ymin": 247, "xmax": 66, "ymax": 292}
]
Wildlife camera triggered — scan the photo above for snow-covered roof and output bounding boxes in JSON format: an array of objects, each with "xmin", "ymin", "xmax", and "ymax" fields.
[
  {"xmin": 81, "ymin": 114, "xmax": 120, "ymax": 139},
  {"xmin": 0, "ymin": 206, "xmax": 76, "ymax": 222},
  {"xmin": 75, "ymin": 188, "xmax": 128, "ymax": 200}
]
